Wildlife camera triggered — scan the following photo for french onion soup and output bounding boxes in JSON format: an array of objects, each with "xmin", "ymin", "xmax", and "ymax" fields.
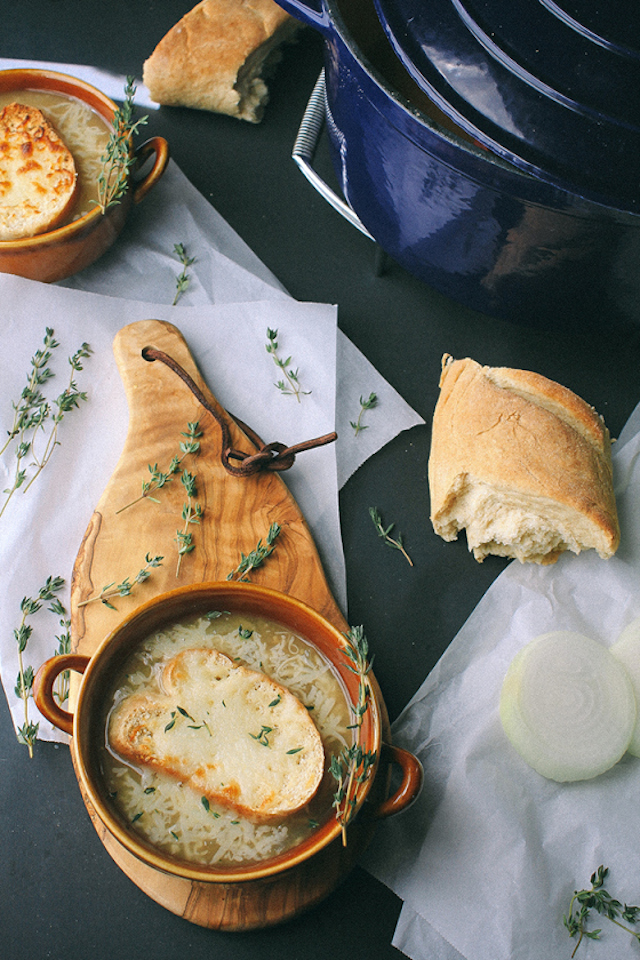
[{"xmin": 102, "ymin": 610, "xmax": 353, "ymax": 868}]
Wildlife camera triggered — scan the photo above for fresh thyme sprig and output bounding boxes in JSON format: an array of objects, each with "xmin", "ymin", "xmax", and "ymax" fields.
[
  {"xmin": 369, "ymin": 506, "xmax": 414, "ymax": 566},
  {"xmin": 1, "ymin": 333, "xmax": 91, "ymax": 519},
  {"xmin": 52, "ymin": 600, "xmax": 72, "ymax": 707},
  {"xmin": 564, "ymin": 866, "xmax": 640, "ymax": 956},
  {"xmin": 13, "ymin": 575, "xmax": 65, "ymax": 757},
  {"xmin": 330, "ymin": 625, "xmax": 377, "ymax": 845},
  {"xmin": 351, "ymin": 392, "xmax": 378, "ymax": 435},
  {"xmin": 22, "ymin": 342, "xmax": 92, "ymax": 493},
  {"xmin": 77, "ymin": 554, "xmax": 163, "ymax": 609},
  {"xmin": 116, "ymin": 421, "xmax": 202, "ymax": 513},
  {"xmin": 226, "ymin": 522, "xmax": 282, "ymax": 582},
  {"xmin": 172, "ymin": 242, "xmax": 196, "ymax": 305},
  {"xmin": 265, "ymin": 328, "xmax": 310, "ymax": 402},
  {"xmin": 95, "ymin": 76, "xmax": 148, "ymax": 214},
  {"xmin": 1, "ymin": 327, "xmax": 58, "ymax": 456},
  {"xmin": 175, "ymin": 470, "xmax": 203, "ymax": 577}
]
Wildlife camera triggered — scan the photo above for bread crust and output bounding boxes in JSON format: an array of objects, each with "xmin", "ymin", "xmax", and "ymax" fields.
[
  {"xmin": 142, "ymin": 0, "xmax": 300, "ymax": 122},
  {"xmin": 108, "ymin": 647, "xmax": 325, "ymax": 821},
  {"xmin": 0, "ymin": 102, "xmax": 78, "ymax": 240},
  {"xmin": 428, "ymin": 354, "xmax": 620, "ymax": 563}
]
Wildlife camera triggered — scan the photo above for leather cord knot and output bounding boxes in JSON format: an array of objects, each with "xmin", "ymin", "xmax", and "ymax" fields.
[{"xmin": 142, "ymin": 346, "xmax": 337, "ymax": 477}]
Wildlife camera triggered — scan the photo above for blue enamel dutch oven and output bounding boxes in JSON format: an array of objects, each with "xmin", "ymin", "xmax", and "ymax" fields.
[{"xmin": 279, "ymin": 0, "xmax": 640, "ymax": 327}]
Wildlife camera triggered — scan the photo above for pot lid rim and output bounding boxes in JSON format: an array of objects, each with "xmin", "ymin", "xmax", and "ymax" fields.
[{"xmin": 371, "ymin": 0, "xmax": 640, "ymax": 203}]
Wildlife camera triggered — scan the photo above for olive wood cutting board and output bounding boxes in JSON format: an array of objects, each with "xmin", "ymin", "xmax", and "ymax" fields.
[
  {"xmin": 67, "ymin": 318, "xmax": 389, "ymax": 929},
  {"xmin": 70, "ymin": 318, "xmax": 345, "ymax": 658}
]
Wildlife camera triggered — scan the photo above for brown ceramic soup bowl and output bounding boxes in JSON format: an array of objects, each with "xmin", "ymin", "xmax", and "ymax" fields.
[
  {"xmin": 0, "ymin": 68, "xmax": 168, "ymax": 282},
  {"xmin": 34, "ymin": 582, "xmax": 422, "ymax": 928}
]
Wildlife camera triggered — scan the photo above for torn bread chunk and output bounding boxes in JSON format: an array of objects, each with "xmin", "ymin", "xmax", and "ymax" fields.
[
  {"xmin": 142, "ymin": 0, "xmax": 301, "ymax": 123},
  {"xmin": 0, "ymin": 102, "xmax": 78, "ymax": 240},
  {"xmin": 108, "ymin": 647, "xmax": 325, "ymax": 821},
  {"xmin": 428, "ymin": 354, "xmax": 620, "ymax": 564}
]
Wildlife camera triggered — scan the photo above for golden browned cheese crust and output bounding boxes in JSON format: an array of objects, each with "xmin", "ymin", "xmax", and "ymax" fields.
[
  {"xmin": 108, "ymin": 647, "xmax": 325, "ymax": 821},
  {"xmin": 0, "ymin": 102, "xmax": 78, "ymax": 240},
  {"xmin": 428, "ymin": 354, "xmax": 620, "ymax": 564},
  {"xmin": 142, "ymin": 0, "xmax": 300, "ymax": 122}
]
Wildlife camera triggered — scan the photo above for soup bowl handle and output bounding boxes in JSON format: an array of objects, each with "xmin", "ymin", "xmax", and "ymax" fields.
[
  {"xmin": 370, "ymin": 742, "xmax": 423, "ymax": 819},
  {"xmin": 131, "ymin": 136, "xmax": 170, "ymax": 205},
  {"xmin": 33, "ymin": 654, "xmax": 90, "ymax": 736}
]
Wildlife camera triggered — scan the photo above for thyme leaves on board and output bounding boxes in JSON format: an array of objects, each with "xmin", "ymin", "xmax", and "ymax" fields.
[
  {"xmin": 226, "ymin": 522, "xmax": 282, "ymax": 582},
  {"xmin": 175, "ymin": 469, "xmax": 203, "ymax": 577},
  {"xmin": 116, "ymin": 421, "xmax": 202, "ymax": 514},
  {"xmin": 77, "ymin": 554, "xmax": 163, "ymax": 610}
]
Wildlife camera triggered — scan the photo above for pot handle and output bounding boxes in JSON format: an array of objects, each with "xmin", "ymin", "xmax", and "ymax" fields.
[
  {"xmin": 292, "ymin": 71, "xmax": 374, "ymax": 240},
  {"xmin": 131, "ymin": 136, "xmax": 170, "ymax": 205},
  {"xmin": 33, "ymin": 654, "xmax": 90, "ymax": 737},
  {"xmin": 371, "ymin": 741, "xmax": 423, "ymax": 819}
]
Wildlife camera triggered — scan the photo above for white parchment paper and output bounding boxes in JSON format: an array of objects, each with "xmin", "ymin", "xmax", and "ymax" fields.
[{"xmin": 364, "ymin": 407, "xmax": 640, "ymax": 959}]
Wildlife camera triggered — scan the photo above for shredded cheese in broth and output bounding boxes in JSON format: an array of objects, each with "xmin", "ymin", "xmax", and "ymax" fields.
[
  {"xmin": 0, "ymin": 89, "xmax": 111, "ymax": 222},
  {"xmin": 102, "ymin": 612, "xmax": 352, "ymax": 867}
]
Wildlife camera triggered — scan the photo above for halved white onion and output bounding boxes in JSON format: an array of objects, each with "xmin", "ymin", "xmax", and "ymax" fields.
[
  {"xmin": 500, "ymin": 631, "xmax": 636, "ymax": 782},
  {"xmin": 611, "ymin": 617, "xmax": 640, "ymax": 757}
]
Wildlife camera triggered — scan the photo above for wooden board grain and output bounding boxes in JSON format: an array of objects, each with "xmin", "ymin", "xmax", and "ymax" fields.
[
  {"xmin": 66, "ymin": 318, "xmax": 387, "ymax": 930},
  {"xmin": 70, "ymin": 318, "xmax": 346, "ymax": 665}
]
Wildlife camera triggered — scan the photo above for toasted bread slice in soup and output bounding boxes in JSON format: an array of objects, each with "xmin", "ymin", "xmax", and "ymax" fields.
[
  {"xmin": 108, "ymin": 647, "xmax": 325, "ymax": 820},
  {"xmin": 0, "ymin": 102, "xmax": 78, "ymax": 240}
]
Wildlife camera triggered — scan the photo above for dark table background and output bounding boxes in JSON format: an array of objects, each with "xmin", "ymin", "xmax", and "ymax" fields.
[{"xmin": 2, "ymin": 3, "xmax": 640, "ymax": 959}]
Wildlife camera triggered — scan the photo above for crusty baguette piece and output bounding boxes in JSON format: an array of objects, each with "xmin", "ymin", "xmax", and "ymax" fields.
[
  {"xmin": 108, "ymin": 647, "xmax": 324, "ymax": 820},
  {"xmin": 0, "ymin": 102, "xmax": 78, "ymax": 240},
  {"xmin": 428, "ymin": 354, "xmax": 620, "ymax": 564},
  {"xmin": 142, "ymin": 0, "xmax": 301, "ymax": 122}
]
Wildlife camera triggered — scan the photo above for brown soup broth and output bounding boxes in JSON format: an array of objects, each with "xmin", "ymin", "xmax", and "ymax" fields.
[
  {"xmin": 0, "ymin": 89, "xmax": 111, "ymax": 221},
  {"xmin": 101, "ymin": 611, "xmax": 353, "ymax": 868}
]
